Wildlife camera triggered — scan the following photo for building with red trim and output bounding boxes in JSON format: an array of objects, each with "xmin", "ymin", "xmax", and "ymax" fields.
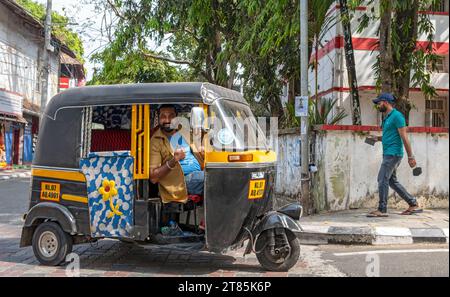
[{"xmin": 307, "ymin": 0, "xmax": 449, "ymax": 128}]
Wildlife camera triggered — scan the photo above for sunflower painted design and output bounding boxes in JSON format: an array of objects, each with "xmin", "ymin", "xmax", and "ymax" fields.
[{"xmin": 98, "ymin": 179, "xmax": 123, "ymax": 218}]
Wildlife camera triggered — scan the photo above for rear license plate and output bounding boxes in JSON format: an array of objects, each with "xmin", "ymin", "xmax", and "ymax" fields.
[{"xmin": 248, "ymin": 179, "xmax": 266, "ymax": 199}]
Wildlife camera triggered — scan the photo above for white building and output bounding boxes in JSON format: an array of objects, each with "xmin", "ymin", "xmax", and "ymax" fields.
[
  {"xmin": 308, "ymin": 0, "xmax": 449, "ymax": 127},
  {"xmin": 0, "ymin": 0, "xmax": 84, "ymax": 168}
]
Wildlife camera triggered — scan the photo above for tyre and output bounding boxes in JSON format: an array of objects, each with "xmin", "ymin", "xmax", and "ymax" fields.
[
  {"xmin": 32, "ymin": 221, "xmax": 73, "ymax": 266},
  {"xmin": 255, "ymin": 229, "xmax": 300, "ymax": 272}
]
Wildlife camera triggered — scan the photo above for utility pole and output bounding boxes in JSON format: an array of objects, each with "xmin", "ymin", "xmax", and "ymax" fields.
[
  {"xmin": 300, "ymin": 0, "xmax": 310, "ymax": 208},
  {"xmin": 40, "ymin": 0, "xmax": 52, "ymax": 117}
]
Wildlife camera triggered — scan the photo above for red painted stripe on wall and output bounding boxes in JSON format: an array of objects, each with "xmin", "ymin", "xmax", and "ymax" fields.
[
  {"xmin": 312, "ymin": 36, "xmax": 449, "ymax": 62},
  {"xmin": 311, "ymin": 86, "xmax": 449, "ymax": 100},
  {"xmin": 319, "ymin": 124, "xmax": 449, "ymax": 133},
  {"xmin": 327, "ymin": 4, "xmax": 449, "ymax": 16},
  {"xmin": 418, "ymin": 11, "xmax": 449, "ymax": 15}
]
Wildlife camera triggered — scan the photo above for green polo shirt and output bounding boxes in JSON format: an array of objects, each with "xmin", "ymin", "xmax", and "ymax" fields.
[{"xmin": 381, "ymin": 108, "xmax": 406, "ymax": 157}]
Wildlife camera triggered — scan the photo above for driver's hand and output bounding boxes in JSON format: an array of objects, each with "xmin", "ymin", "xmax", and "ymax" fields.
[{"xmin": 174, "ymin": 147, "xmax": 186, "ymax": 161}]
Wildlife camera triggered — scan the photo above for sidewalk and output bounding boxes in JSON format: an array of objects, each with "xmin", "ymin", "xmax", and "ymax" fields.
[
  {"xmin": 0, "ymin": 167, "xmax": 31, "ymax": 181},
  {"xmin": 299, "ymin": 208, "xmax": 449, "ymax": 245}
]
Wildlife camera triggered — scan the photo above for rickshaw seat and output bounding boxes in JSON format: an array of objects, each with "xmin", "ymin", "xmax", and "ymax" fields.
[
  {"xmin": 162, "ymin": 195, "xmax": 203, "ymax": 214},
  {"xmin": 91, "ymin": 129, "xmax": 131, "ymax": 152},
  {"xmin": 188, "ymin": 194, "xmax": 203, "ymax": 204}
]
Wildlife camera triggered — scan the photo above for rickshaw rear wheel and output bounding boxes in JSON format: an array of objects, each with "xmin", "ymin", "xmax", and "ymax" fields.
[
  {"xmin": 255, "ymin": 229, "xmax": 300, "ymax": 272},
  {"xmin": 32, "ymin": 221, "xmax": 73, "ymax": 266}
]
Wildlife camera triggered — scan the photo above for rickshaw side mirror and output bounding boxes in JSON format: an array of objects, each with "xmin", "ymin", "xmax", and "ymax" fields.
[{"xmin": 190, "ymin": 107, "xmax": 205, "ymax": 130}]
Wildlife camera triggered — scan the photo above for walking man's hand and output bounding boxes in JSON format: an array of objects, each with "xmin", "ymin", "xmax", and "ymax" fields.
[{"xmin": 408, "ymin": 157, "xmax": 416, "ymax": 168}]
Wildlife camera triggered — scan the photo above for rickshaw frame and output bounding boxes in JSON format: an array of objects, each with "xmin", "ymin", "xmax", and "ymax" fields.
[{"xmin": 20, "ymin": 82, "xmax": 303, "ymax": 271}]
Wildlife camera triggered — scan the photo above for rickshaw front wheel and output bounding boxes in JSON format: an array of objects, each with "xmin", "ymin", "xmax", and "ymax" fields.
[
  {"xmin": 32, "ymin": 222, "xmax": 73, "ymax": 266},
  {"xmin": 255, "ymin": 229, "xmax": 300, "ymax": 272}
]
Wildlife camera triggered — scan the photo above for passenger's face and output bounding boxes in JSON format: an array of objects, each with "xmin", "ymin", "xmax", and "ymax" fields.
[
  {"xmin": 377, "ymin": 101, "xmax": 388, "ymax": 113},
  {"xmin": 159, "ymin": 108, "xmax": 177, "ymax": 132}
]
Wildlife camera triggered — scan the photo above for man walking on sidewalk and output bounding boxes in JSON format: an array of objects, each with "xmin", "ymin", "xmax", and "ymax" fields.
[{"xmin": 367, "ymin": 93, "xmax": 421, "ymax": 217}]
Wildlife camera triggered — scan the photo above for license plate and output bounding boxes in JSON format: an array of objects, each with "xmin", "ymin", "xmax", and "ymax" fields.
[{"xmin": 248, "ymin": 179, "xmax": 266, "ymax": 199}]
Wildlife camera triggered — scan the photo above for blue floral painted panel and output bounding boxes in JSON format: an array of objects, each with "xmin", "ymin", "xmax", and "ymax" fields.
[{"xmin": 80, "ymin": 151, "xmax": 134, "ymax": 238}]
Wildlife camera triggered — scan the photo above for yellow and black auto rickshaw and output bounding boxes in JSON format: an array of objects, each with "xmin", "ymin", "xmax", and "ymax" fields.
[{"xmin": 20, "ymin": 82, "xmax": 303, "ymax": 271}]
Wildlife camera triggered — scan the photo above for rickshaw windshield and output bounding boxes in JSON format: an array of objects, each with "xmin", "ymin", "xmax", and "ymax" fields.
[{"xmin": 210, "ymin": 99, "xmax": 268, "ymax": 151}]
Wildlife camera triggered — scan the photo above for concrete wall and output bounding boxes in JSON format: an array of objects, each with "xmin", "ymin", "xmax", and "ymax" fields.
[
  {"xmin": 274, "ymin": 129, "xmax": 303, "ymax": 209},
  {"xmin": 275, "ymin": 128, "xmax": 449, "ymax": 213}
]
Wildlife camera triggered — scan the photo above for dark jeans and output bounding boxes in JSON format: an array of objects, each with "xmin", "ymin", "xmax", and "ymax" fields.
[
  {"xmin": 185, "ymin": 170, "xmax": 204, "ymax": 195},
  {"xmin": 377, "ymin": 155, "xmax": 417, "ymax": 213}
]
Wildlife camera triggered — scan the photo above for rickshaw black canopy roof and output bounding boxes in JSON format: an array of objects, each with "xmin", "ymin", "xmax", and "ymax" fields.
[
  {"xmin": 45, "ymin": 82, "xmax": 246, "ymax": 119},
  {"xmin": 34, "ymin": 82, "xmax": 246, "ymax": 169}
]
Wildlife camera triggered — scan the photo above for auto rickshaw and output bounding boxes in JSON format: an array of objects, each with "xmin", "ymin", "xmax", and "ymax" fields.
[{"xmin": 20, "ymin": 82, "xmax": 303, "ymax": 271}]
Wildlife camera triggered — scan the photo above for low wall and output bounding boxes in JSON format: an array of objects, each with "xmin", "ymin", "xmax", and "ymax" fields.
[
  {"xmin": 274, "ymin": 128, "xmax": 304, "ymax": 210},
  {"xmin": 275, "ymin": 125, "xmax": 449, "ymax": 213}
]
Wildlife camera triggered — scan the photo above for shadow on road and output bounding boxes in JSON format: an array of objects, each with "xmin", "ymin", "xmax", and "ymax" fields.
[{"xmin": 0, "ymin": 236, "xmax": 265, "ymax": 276}]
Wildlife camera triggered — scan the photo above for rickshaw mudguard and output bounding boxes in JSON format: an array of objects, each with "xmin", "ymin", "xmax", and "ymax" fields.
[
  {"xmin": 251, "ymin": 211, "xmax": 303, "ymax": 237},
  {"xmin": 20, "ymin": 202, "xmax": 77, "ymax": 247},
  {"xmin": 243, "ymin": 211, "xmax": 302, "ymax": 255}
]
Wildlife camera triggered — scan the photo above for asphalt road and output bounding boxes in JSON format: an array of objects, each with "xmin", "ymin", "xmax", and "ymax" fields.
[
  {"xmin": 318, "ymin": 244, "xmax": 449, "ymax": 277},
  {"xmin": 0, "ymin": 177, "xmax": 30, "ymax": 225},
  {"xmin": 0, "ymin": 177, "xmax": 448, "ymax": 277}
]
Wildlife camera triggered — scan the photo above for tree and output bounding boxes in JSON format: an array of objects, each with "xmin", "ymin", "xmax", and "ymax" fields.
[
  {"xmin": 354, "ymin": 0, "xmax": 441, "ymax": 124},
  {"xmin": 92, "ymin": 0, "xmax": 241, "ymax": 88},
  {"xmin": 238, "ymin": 0, "xmax": 337, "ymax": 123},
  {"xmin": 91, "ymin": 0, "xmax": 339, "ymax": 125},
  {"xmin": 88, "ymin": 49, "xmax": 184, "ymax": 85},
  {"xmin": 16, "ymin": 0, "xmax": 85, "ymax": 63},
  {"xmin": 339, "ymin": 0, "xmax": 362, "ymax": 125}
]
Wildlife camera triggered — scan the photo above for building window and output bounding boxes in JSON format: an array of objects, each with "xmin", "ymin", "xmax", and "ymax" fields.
[
  {"xmin": 427, "ymin": 55, "xmax": 447, "ymax": 73},
  {"xmin": 427, "ymin": 0, "xmax": 447, "ymax": 12},
  {"xmin": 425, "ymin": 97, "xmax": 447, "ymax": 127}
]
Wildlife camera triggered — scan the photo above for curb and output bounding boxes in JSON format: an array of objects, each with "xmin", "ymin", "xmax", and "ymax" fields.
[{"xmin": 298, "ymin": 226, "xmax": 449, "ymax": 245}]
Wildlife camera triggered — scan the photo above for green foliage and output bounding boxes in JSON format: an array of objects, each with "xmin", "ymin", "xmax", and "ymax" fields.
[
  {"xmin": 238, "ymin": 0, "xmax": 335, "ymax": 122},
  {"xmin": 88, "ymin": 49, "xmax": 183, "ymax": 85},
  {"xmin": 89, "ymin": 0, "xmax": 339, "ymax": 125},
  {"xmin": 285, "ymin": 98, "xmax": 348, "ymax": 128},
  {"xmin": 353, "ymin": 0, "xmax": 440, "ymax": 101},
  {"xmin": 16, "ymin": 0, "xmax": 85, "ymax": 63},
  {"xmin": 308, "ymin": 98, "xmax": 348, "ymax": 126}
]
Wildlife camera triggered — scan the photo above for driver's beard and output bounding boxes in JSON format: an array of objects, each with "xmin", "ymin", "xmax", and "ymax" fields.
[{"xmin": 161, "ymin": 125, "xmax": 174, "ymax": 133}]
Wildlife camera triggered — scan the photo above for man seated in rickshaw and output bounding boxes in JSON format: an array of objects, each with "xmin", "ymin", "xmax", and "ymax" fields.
[{"xmin": 149, "ymin": 104, "xmax": 204, "ymax": 205}]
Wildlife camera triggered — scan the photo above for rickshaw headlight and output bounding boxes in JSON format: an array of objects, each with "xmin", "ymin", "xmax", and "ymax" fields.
[{"xmin": 228, "ymin": 154, "xmax": 253, "ymax": 162}]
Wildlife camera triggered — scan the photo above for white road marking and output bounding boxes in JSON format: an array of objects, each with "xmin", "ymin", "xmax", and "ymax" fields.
[{"xmin": 333, "ymin": 249, "xmax": 449, "ymax": 257}]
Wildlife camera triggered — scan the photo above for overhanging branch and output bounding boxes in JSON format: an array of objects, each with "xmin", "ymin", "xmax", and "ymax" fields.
[{"xmin": 141, "ymin": 51, "xmax": 193, "ymax": 66}]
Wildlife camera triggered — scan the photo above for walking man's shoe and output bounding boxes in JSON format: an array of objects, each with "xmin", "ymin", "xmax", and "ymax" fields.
[
  {"xmin": 400, "ymin": 204, "xmax": 423, "ymax": 215},
  {"xmin": 367, "ymin": 210, "xmax": 389, "ymax": 217}
]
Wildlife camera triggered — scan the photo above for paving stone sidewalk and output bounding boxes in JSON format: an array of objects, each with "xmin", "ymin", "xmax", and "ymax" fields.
[
  {"xmin": 299, "ymin": 208, "xmax": 449, "ymax": 245},
  {"xmin": 0, "ymin": 223, "xmax": 343, "ymax": 277}
]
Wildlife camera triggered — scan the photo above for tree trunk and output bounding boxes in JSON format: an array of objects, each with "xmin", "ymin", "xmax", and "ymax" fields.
[
  {"xmin": 379, "ymin": 0, "xmax": 393, "ymax": 93},
  {"xmin": 339, "ymin": 0, "xmax": 362, "ymax": 125},
  {"xmin": 391, "ymin": 0, "xmax": 419, "ymax": 125}
]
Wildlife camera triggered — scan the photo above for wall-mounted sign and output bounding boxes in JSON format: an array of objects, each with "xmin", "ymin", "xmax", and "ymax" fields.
[{"xmin": 295, "ymin": 96, "xmax": 309, "ymax": 117}]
